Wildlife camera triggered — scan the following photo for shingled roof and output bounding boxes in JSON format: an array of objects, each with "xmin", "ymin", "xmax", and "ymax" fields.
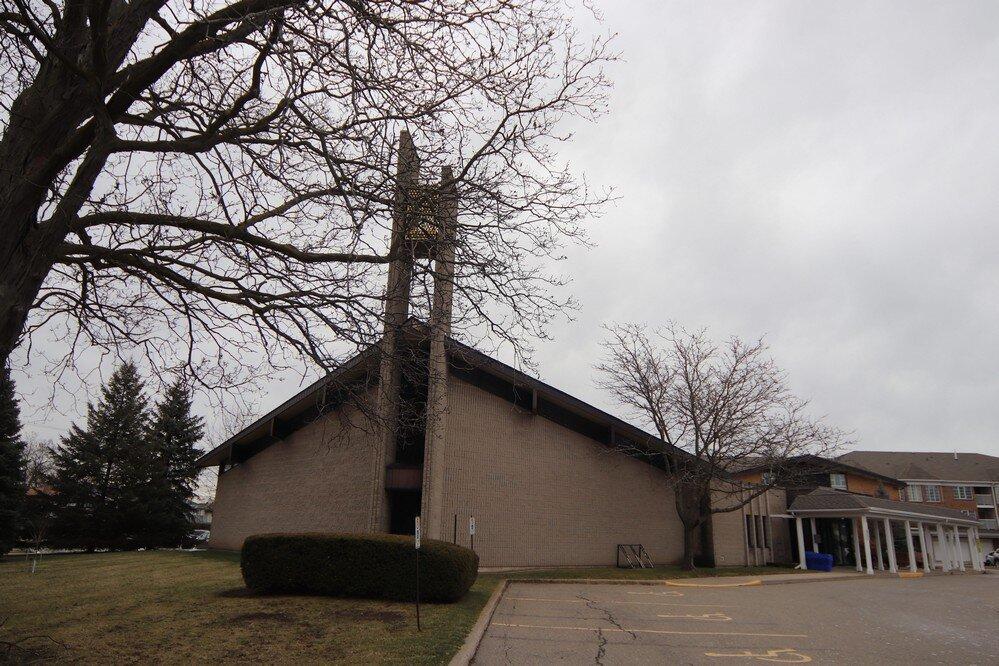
[
  {"xmin": 788, "ymin": 487, "xmax": 978, "ymax": 525},
  {"xmin": 838, "ymin": 451, "xmax": 999, "ymax": 484}
]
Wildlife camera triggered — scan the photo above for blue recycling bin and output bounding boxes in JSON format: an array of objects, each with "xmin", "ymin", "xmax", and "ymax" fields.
[{"xmin": 804, "ymin": 551, "xmax": 834, "ymax": 572}]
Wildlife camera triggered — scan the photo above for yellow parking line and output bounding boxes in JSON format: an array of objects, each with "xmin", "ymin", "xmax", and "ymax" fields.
[
  {"xmin": 492, "ymin": 623, "xmax": 807, "ymax": 638},
  {"xmin": 506, "ymin": 597, "xmax": 732, "ymax": 607},
  {"xmin": 657, "ymin": 612, "xmax": 732, "ymax": 621},
  {"xmin": 627, "ymin": 590, "xmax": 685, "ymax": 596},
  {"xmin": 665, "ymin": 579, "xmax": 763, "ymax": 588},
  {"xmin": 705, "ymin": 648, "xmax": 813, "ymax": 663}
]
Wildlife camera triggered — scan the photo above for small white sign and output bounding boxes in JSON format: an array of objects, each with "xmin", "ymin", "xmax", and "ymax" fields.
[
  {"xmin": 469, "ymin": 516, "xmax": 476, "ymax": 536},
  {"xmin": 414, "ymin": 516, "xmax": 421, "ymax": 549}
]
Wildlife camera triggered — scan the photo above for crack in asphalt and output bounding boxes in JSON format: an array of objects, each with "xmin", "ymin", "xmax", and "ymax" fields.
[
  {"xmin": 577, "ymin": 593, "xmax": 637, "ymax": 663},
  {"xmin": 594, "ymin": 627, "xmax": 607, "ymax": 665}
]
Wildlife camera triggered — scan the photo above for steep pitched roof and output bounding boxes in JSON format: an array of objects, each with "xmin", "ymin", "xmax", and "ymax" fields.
[
  {"xmin": 195, "ymin": 323, "xmax": 689, "ymax": 472},
  {"xmin": 838, "ymin": 451, "xmax": 999, "ymax": 483}
]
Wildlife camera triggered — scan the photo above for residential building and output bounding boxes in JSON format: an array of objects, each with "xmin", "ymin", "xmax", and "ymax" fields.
[
  {"xmin": 839, "ymin": 451, "xmax": 999, "ymax": 558},
  {"xmin": 190, "ymin": 502, "xmax": 213, "ymax": 530},
  {"xmin": 731, "ymin": 455, "xmax": 909, "ymax": 567}
]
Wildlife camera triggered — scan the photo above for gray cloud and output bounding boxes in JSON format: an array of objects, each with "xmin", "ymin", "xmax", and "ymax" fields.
[
  {"xmin": 531, "ymin": 0, "xmax": 999, "ymax": 455},
  {"xmin": 16, "ymin": 1, "xmax": 999, "ymax": 457}
]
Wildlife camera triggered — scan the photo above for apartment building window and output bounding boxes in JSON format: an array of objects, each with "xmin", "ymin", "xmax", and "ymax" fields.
[
  {"xmin": 924, "ymin": 485, "xmax": 941, "ymax": 502},
  {"xmin": 906, "ymin": 485, "xmax": 923, "ymax": 502},
  {"xmin": 953, "ymin": 486, "xmax": 973, "ymax": 500},
  {"xmin": 829, "ymin": 473, "xmax": 847, "ymax": 490},
  {"xmin": 761, "ymin": 471, "xmax": 775, "ymax": 486}
]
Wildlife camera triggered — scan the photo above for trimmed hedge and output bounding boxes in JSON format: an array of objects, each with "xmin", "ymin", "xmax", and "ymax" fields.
[{"xmin": 240, "ymin": 532, "xmax": 479, "ymax": 602}]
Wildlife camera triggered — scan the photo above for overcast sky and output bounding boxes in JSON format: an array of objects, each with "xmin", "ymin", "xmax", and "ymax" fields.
[{"xmin": 18, "ymin": 1, "xmax": 999, "ymax": 457}]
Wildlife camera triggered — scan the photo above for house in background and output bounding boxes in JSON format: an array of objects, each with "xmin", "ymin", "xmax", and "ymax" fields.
[
  {"xmin": 732, "ymin": 455, "xmax": 908, "ymax": 568},
  {"xmin": 190, "ymin": 502, "xmax": 213, "ymax": 531},
  {"xmin": 839, "ymin": 451, "xmax": 999, "ymax": 558}
]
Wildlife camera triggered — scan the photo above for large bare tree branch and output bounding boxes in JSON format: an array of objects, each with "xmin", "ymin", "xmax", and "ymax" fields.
[{"xmin": 0, "ymin": 0, "xmax": 615, "ymax": 403}]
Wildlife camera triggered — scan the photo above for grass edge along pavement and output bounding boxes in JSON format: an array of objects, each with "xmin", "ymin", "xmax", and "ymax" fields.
[{"xmin": 0, "ymin": 550, "xmax": 800, "ymax": 664}]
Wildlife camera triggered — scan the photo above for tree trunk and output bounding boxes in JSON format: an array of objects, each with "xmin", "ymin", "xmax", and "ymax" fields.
[
  {"xmin": 0, "ymin": 231, "xmax": 57, "ymax": 366},
  {"xmin": 695, "ymin": 495, "xmax": 717, "ymax": 568},
  {"xmin": 674, "ymin": 481, "xmax": 705, "ymax": 571},
  {"xmin": 681, "ymin": 521, "xmax": 699, "ymax": 571}
]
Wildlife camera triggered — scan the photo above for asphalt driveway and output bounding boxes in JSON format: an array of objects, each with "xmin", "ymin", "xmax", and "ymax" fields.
[{"xmin": 472, "ymin": 574, "xmax": 999, "ymax": 664}]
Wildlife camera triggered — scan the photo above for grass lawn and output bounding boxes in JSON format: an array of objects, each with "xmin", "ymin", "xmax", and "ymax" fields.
[
  {"xmin": 0, "ymin": 551, "xmax": 494, "ymax": 664},
  {"xmin": 0, "ymin": 551, "xmax": 800, "ymax": 663}
]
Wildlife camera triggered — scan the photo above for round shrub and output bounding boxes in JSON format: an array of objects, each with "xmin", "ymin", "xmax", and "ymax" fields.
[{"xmin": 241, "ymin": 532, "xmax": 479, "ymax": 602}]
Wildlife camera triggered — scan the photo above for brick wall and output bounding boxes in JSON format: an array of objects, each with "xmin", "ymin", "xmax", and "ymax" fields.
[
  {"xmin": 430, "ymin": 377, "xmax": 685, "ymax": 568},
  {"xmin": 208, "ymin": 402, "xmax": 377, "ymax": 550},
  {"xmin": 905, "ymin": 483, "xmax": 980, "ymax": 516}
]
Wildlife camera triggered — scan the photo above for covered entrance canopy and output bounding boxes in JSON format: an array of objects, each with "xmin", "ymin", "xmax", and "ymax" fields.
[{"xmin": 788, "ymin": 488, "xmax": 984, "ymax": 574}]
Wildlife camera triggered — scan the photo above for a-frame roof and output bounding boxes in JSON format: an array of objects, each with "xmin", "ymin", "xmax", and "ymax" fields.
[{"xmin": 195, "ymin": 323, "xmax": 688, "ymax": 472}]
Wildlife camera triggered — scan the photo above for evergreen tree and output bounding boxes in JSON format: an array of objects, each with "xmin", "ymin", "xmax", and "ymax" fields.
[
  {"xmin": 50, "ymin": 362, "xmax": 152, "ymax": 551},
  {"xmin": 0, "ymin": 366, "xmax": 26, "ymax": 556},
  {"xmin": 144, "ymin": 378, "xmax": 204, "ymax": 547}
]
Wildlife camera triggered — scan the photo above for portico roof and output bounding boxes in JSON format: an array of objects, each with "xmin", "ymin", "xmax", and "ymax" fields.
[{"xmin": 788, "ymin": 488, "xmax": 979, "ymax": 526}]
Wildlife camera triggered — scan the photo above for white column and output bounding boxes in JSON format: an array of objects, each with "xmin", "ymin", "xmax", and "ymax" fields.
[
  {"xmin": 861, "ymin": 515, "xmax": 874, "ymax": 575},
  {"xmin": 883, "ymin": 518, "xmax": 898, "ymax": 573},
  {"xmin": 810, "ymin": 518, "xmax": 819, "ymax": 552},
  {"xmin": 851, "ymin": 518, "xmax": 863, "ymax": 572},
  {"xmin": 795, "ymin": 516, "xmax": 807, "ymax": 570},
  {"xmin": 968, "ymin": 527, "xmax": 985, "ymax": 571},
  {"xmin": 936, "ymin": 524, "xmax": 951, "ymax": 572},
  {"xmin": 917, "ymin": 523, "xmax": 931, "ymax": 573},
  {"xmin": 953, "ymin": 525, "xmax": 966, "ymax": 572},
  {"xmin": 874, "ymin": 522, "xmax": 885, "ymax": 570},
  {"xmin": 926, "ymin": 524, "xmax": 938, "ymax": 570},
  {"xmin": 904, "ymin": 520, "xmax": 917, "ymax": 573}
]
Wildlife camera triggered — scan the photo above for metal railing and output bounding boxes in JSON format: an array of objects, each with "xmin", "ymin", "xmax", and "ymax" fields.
[{"xmin": 979, "ymin": 518, "xmax": 998, "ymax": 530}]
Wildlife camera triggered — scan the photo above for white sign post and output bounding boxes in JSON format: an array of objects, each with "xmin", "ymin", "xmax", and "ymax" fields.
[
  {"xmin": 414, "ymin": 516, "xmax": 422, "ymax": 631},
  {"xmin": 469, "ymin": 516, "xmax": 476, "ymax": 552}
]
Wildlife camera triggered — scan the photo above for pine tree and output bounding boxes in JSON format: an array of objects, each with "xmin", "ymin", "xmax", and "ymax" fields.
[
  {"xmin": 0, "ymin": 366, "xmax": 26, "ymax": 556},
  {"xmin": 145, "ymin": 378, "xmax": 204, "ymax": 547},
  {"xmin": 50, "ymin": 362, "xmax": 152, "ymax": 551}
]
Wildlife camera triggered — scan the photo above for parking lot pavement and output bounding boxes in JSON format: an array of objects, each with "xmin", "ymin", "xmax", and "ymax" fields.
[{"xmin": 472, "ymin": 575, "xmax": 999, "ymax": 664}]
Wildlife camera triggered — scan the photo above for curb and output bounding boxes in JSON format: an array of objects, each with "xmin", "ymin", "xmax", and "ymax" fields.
[
  {"xmin": 665, "ymin": 579, "xmax": 762, "ymax": 588},
  {"xmin": 448, "ymin": 579, "xmax": 509, "ymax": 666},
  {"xmin": 505, "ymin": 574, "xmax": 872, "ymax": 587}
]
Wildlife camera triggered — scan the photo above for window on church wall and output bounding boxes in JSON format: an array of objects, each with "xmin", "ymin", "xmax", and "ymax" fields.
[
  {"xmin": 924, "ymin": 485, "xmax": 941, "ymax": 502},
  {"xmin": 829, "ymin": 473, "xmax": 847, "ymax": 490},
  {"xmin": 907, "ymin": 485, "xmax": 923, "ymax": 502},
  {"xmin": 953, "ymin": 486, "xmax": 973, "ymax": 500}
]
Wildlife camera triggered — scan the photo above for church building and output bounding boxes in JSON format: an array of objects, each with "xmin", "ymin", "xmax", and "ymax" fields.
[{"xmin": 195, "ymin": 131, "xmax": 748, "ymax": 568}]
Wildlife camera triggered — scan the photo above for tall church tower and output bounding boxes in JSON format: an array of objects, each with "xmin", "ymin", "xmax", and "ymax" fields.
[{"xmin": 367, "ymin": 132, "xmax": 457, "ymax": 537}]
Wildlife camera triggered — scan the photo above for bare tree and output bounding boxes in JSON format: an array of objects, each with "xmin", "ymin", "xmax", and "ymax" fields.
[
  {"xmin": 22, "ymin": 438, "xmax": 55, "ymax": 491},
  {"xmin": 595, "ymin": 323, "xmax": 845, "ymax": 570},
  {"xmin": 0, "ymin": 0, "xmax": 613, "ymax": 395}
]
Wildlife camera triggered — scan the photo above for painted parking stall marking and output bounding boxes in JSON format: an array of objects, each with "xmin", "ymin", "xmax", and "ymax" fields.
[
  {"xmin": 490, "ymin": 623, "xmax": 809, "ymax": 638},
  {"xmin": 657, "ymin": 611, "xmax": 733, "ymax": 621},
  {"xmin": 704, "ymin": 648, "xmax": 813, "ymax": 663}
]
